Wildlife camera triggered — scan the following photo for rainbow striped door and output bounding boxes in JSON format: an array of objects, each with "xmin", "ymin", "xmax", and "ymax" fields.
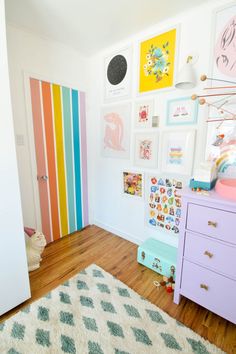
[{"xmin": 29, "ymin": 78, "xmax": 88, "ymax": 243}]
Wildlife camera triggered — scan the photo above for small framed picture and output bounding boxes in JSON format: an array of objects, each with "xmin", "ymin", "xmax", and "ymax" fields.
[
  {"xmin": 134, "ymin": 132, "xmax": 159, "ymax": 168},
  {"xmin": 122, "ymin": 171, "xmax": 144, "ymax": 199},
  {"xmin": 166, "ymin": 97, "xmax": 198, "ymax": 126},
  {"xmin": 134, "ymin": 99, "xmax": 155, "ymax": 129},
  {"xmin": 161, "ymin": 129, "xmax": 196, "ymax": 175}
]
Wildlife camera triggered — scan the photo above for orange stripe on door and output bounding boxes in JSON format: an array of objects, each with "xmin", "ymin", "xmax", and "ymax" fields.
[
  {"xmin": 41, "ymin": 82, "xmax": 60, "ymax": 240},
  {"xmin": 30, "ymin": 78, "xmax": 51, "ymax": 243}
]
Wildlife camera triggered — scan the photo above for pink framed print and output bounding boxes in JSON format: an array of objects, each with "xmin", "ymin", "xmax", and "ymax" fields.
[{"xmin": 134, "ymin": 132, "xmax": 159, "ymax": 168}]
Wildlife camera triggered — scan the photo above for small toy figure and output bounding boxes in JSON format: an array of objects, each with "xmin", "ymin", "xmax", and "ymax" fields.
[
  {"xmin": 160, "ymin": 275, "xmax": 175, "ymax": 293},
  {"xmin": 141, "ymin": 251, "xmax": 145, "ymax": 260}
]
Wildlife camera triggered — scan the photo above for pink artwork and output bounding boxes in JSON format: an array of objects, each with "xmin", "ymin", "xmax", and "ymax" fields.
[
  {"xmin": 139, "ymin": 105, "xmax": 149, "ymax": 122},
  {"xmin": 214, "ymin": 15, "xmax": 236, "ymax": 77},
  {"xmin": 101, "ymin": 103, "xmax": 131, "ymax": 159},
  {"xmin": 139, "ymin": 139, "xmax": 152, "ymax": 160},
  {"xmin": 104, "ymin": 112, "xmax": 125, "ymax": 151}
]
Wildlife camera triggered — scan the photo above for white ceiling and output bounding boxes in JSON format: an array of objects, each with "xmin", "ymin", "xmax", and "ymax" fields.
[{"xmin": 6, "ymin": 0, "xmax": 209, "ymax": 56}]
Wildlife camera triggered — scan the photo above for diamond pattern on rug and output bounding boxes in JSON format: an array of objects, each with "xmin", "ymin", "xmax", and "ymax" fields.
[
  {"xmin": 11, "ymin": 322, "xmax": 25, "ymax": 340},
  {"xmin": 35, "ymin": 329, "xmax": 51, "ymax": 347},
  {"xmin": 101, "ymin": 300, "xmax": 116, "ymax": 313},
  {"xmin": 83, "ymin": 316, "xmax": 98, "ymax": 332},
  {"xmin": 107, "ymin": 321, "xmax": 124, "ymax": 338},
  {"xmin": 96, "ymin": 283, "xmax": 110, "ymax": 294},
  {"xmin": 60, "ymin": 311, "xmax": 75, "ymax": 326},
  {"xmin": 187, "ymin": 338, "xmax": 210, "ymax": 354},
  {"xmin": 160, "ymin": 332, "xmax": 182, "ymax": 350},
  {"xmin": 88, "ymin": 340, "xmax": 104, "ymax": 354},
  {"xmin": 146, "ymin": 309, "xmax": 166, "ymax": 324},
  {"xmin": 38, "ymin": 306, "xmax": 49, "ymax": 321},
  {"xmin": 0, "ymin": 264, "xmax": 224, "ymax": 354},
  {"xmin": 124, "ymin": 304, "xmax": 140, "ymax": 318},
  {"xmin": 131, "ymin": 327, "xmax": 152, "ymax": 346},
  {"xmin": 77, "ymin": 280, "xmax": 89, "ymax": 290},
  {"xmin": 61, "ymin": 335, "xmax": 76, "ymax": 353}
]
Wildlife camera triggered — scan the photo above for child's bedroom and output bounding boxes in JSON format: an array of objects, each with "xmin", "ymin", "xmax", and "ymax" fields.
[{"xmin": 0, "ymin": 0, "xmax": 236, "ymax": 352}]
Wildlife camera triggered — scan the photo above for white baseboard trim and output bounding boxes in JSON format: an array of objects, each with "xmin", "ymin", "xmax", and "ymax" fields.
[{"xmin": 93, "ymin": 220, "xmax": 141, "ymax": 246}]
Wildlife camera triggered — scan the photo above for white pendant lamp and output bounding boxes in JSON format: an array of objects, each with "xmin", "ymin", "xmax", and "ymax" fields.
[{"xmin": 175, "ymin": 55, "xmax": 196, "ymax": 89}]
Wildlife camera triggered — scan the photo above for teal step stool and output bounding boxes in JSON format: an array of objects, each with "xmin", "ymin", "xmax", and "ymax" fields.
[{"xmin": 137, "ymin": 238, "xmax": 177, "ymax": 280}]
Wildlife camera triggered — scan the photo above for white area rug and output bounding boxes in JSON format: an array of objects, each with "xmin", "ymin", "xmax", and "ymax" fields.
[{"xmin": 0, "ymin": 264, "xmax": 224, "ymax": 353}]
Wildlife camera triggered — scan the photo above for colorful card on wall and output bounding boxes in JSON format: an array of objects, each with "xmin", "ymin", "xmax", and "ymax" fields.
[
  {"xmin": 161, "ymin": 130, "xmax": 196, "ymax": 175},
  {"xmin": 134, "ymin": 99, "xmax": 155, "ymax": 129},
  {"xmin": 166, "ymin": 97, "xmax": 198, "ymax": 125},
  {"xmin": 104, "ymin": 47, "xmax": 132, "ymax": 101},
  {"xmin": 101, "ymin": 103, "xmax": 131, "ymax": 159},
  {"xmin": 211, "ymin": 4, "xmax": 236, "ymax": 83},
  {"xmin": 123, "ymin": 171, "xmax": 144, "ymax": 198},
  {"xmin": 134, "ymin": 132, "xmax": 158, "ymax": 168},
  {"xmin": 147, "ymin": 176, "xmax": 183, "ymax": 234},
  {"xmin": 139, "ymin": 27, "xmax": 178, "ymax": 93}
]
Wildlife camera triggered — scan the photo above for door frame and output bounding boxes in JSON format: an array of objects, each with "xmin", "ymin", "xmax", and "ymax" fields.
[{"xmin": 23, "ymin": 71, "xmax": 84, "ymax": 236}]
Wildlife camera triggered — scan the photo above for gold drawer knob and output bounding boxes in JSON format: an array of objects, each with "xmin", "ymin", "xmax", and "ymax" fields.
[
  {"xmin": 200, "ymin": 284, "xmax": 209, "ymax": 291},
  {"xmin": 208, "ymin": 221, "xmax": 217, "ymax": 227},
  {"xmin": 204, "ymin": 250, "xmax": 213, "ymax": 258}
]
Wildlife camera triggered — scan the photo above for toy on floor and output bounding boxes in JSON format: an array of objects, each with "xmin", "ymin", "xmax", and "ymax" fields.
[
  {"xmin": 160, "ymin": 275, "xmax": 175, "ymax": 293},
  {"xmin": 24, "ymin": 227, "xmax": 46, "ymax": 272}
]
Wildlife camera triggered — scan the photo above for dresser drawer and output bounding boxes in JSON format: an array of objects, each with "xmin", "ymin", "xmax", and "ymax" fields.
[
  {"xmin": 187, "ymin": 203, "xmax": 236, "ymax": 244},
  {"xmin": 184, "ymin": 232, "xmax": 236, "ymax": 280},
  {"xmin": 181, "ymin": 260, "xmax": 236, "ymax": 324}
]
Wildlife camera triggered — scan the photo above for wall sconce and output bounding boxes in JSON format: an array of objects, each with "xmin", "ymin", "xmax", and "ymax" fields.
[{"xmin": 175, "ymin": 55, "xmax": 197, "ymax": 89}]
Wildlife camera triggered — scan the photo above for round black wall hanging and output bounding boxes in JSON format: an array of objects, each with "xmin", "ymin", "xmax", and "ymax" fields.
[{"xmin": 107, "ymin": 55, "xmax": 127, "ymax": 86}]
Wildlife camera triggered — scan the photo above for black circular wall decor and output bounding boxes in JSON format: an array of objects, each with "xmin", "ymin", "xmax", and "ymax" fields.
[{"xmin": 107, "ymin": 54, "xmax": 127, "ymax": 86}]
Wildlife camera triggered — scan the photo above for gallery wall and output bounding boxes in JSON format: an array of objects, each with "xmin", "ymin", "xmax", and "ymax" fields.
[
  {"xmin": 6, "ymin": 25, "xmax": 92, "ymax": 229},
  {"xmin": 89, "ymin": 0, "xmax": 230, "ymax": 247}
]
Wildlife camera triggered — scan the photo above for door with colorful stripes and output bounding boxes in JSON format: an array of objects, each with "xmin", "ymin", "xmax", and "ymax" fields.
[{"xmin": 29, "ymin": 78, "xmax": 88, "ymax": 243}]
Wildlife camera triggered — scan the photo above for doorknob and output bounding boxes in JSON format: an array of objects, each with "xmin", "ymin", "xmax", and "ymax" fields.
[{"xmin": 37, "ymin": 175, "xmax": 48, "ymax": 181}]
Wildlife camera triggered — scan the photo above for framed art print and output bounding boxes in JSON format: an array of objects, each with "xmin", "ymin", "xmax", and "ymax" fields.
[
  {"xmin": 211, "ymin": 3, "xmax": 236, "ymax": 83},
  {"xmin": 147, "ymin": 175, "xmax": 183, "ymax": 234},
  {"xmin": 134, "ymin": 132, "xmax": 158, "ymax": 168},
  {"xmin": 134, "ymin": 99, "xmax": 155, "ymax": 129},
  {"xmin": 139, "ymin": 26, "xmax": 178, "ymax": 93},
  {"xmin": 166, "ymin": 97, "xmax": 198, "ymax": 125},
  {"xmin": 101, "ymin": 103, "xmax": 131, "ymax": 159},
  {"xmin": 122, "ymin": 171, "xmax": 144, "ymax": 198},
  {"xmin": 161, "ymin": 130, "xmax": 196, "ymax": 175},
  {"xmin": 104, "ymin": 46, "xmax": 132, "ymax": 101}
]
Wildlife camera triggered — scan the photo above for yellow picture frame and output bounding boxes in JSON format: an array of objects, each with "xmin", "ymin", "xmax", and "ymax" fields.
[{"xmin": 139, "ymin": 27, "xmax": 178, "ymax": 93}]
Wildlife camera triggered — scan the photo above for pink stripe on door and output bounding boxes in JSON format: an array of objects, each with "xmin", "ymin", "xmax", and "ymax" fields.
[{"xmin": 30, "ymin": 78, "xmax": 51, "ymax": 243}]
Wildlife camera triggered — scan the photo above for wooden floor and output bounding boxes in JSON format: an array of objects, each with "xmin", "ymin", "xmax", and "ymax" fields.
[{"xmin": 1, "ymin": 225, "xmax": 235, "ymax": 353}]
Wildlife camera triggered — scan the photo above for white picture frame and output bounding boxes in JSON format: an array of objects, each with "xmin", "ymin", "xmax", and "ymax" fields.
[
  {"xmin": 104, "ymin": 46, "xmax": 132, "ymax": 102},
  {"xmin": 161, "ymin": 129, "xmax": 196, "ymax": 175},
  {"xmin": 134, "ymin": 132, "xmax": 159, "ymax": 168},
  {"xmin": 101, "ymin": 103, "xmax": 131, "ymax": 159}
]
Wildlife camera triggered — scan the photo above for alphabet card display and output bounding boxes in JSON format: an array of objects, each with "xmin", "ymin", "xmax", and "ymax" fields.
[
  {"xmin": 101, "ymin": 103, "xmax": 131, "ymax": 159},
  {"xmin": 147, "ymin": 176, "xmax": 183, "ymax": 234}
]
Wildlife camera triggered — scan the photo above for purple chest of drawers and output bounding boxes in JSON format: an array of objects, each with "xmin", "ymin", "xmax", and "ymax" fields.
[{"xmin": 174, "ymin": 188, "xmax": 236, "ymax": 324}]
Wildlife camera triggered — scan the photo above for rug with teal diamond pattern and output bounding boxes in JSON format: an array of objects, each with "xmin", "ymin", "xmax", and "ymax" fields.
[{"xmin": 0, "ymin": 264, "xmax": 224, "ymax": 354}]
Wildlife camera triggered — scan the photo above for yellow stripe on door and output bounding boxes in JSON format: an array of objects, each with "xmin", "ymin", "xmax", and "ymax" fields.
[{"xmin": 52, "ymin": 84, "xmax": 68, "ymax": 236}]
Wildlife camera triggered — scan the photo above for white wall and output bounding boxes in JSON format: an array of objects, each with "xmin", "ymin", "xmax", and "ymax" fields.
[
  {"xmin": 6, "ymin": 25, "xmax": 91, "ymax": 228},
  {"xmin": 89, "ymin": 0, "xmax": 230, "ymax": 247},
  {"xmin": 0, "ymin": 0, "xmax": 30, "ymax": 315}
]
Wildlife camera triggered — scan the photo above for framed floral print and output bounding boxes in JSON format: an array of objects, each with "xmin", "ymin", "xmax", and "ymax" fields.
[
  {"xmin": 139, "ymin": 26, "xmax": 179, "ymax": 93},
  {"xmin": 134, "ymin": 132, "xmax": 159, "ymax": 168},
  {"xmin": 161, "ymin": 130, "xmax": 196, "ymax": 175},
  {"xmin": 122, "ymin": 171, "xmax": 144, "ymax": 199}
]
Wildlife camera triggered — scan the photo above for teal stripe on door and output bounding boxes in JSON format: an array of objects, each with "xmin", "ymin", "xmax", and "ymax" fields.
[
  {"xmin": 72, "ymin": 89, "xmax": 82, "ymax": 230},
  {"xmin": 62, "ymin": 87, "xmax": 76, "ymax": 233}
]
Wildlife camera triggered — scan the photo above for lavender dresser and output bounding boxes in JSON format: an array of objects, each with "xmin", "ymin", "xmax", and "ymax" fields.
[{"xmin": 174, "ymin": 188, "xmax": 236, "ymax": 324}]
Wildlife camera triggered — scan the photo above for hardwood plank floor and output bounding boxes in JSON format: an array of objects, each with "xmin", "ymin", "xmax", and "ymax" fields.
[{"xmin": 1, "ymin": 225, "xmax": 235, "ymax": 353}]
